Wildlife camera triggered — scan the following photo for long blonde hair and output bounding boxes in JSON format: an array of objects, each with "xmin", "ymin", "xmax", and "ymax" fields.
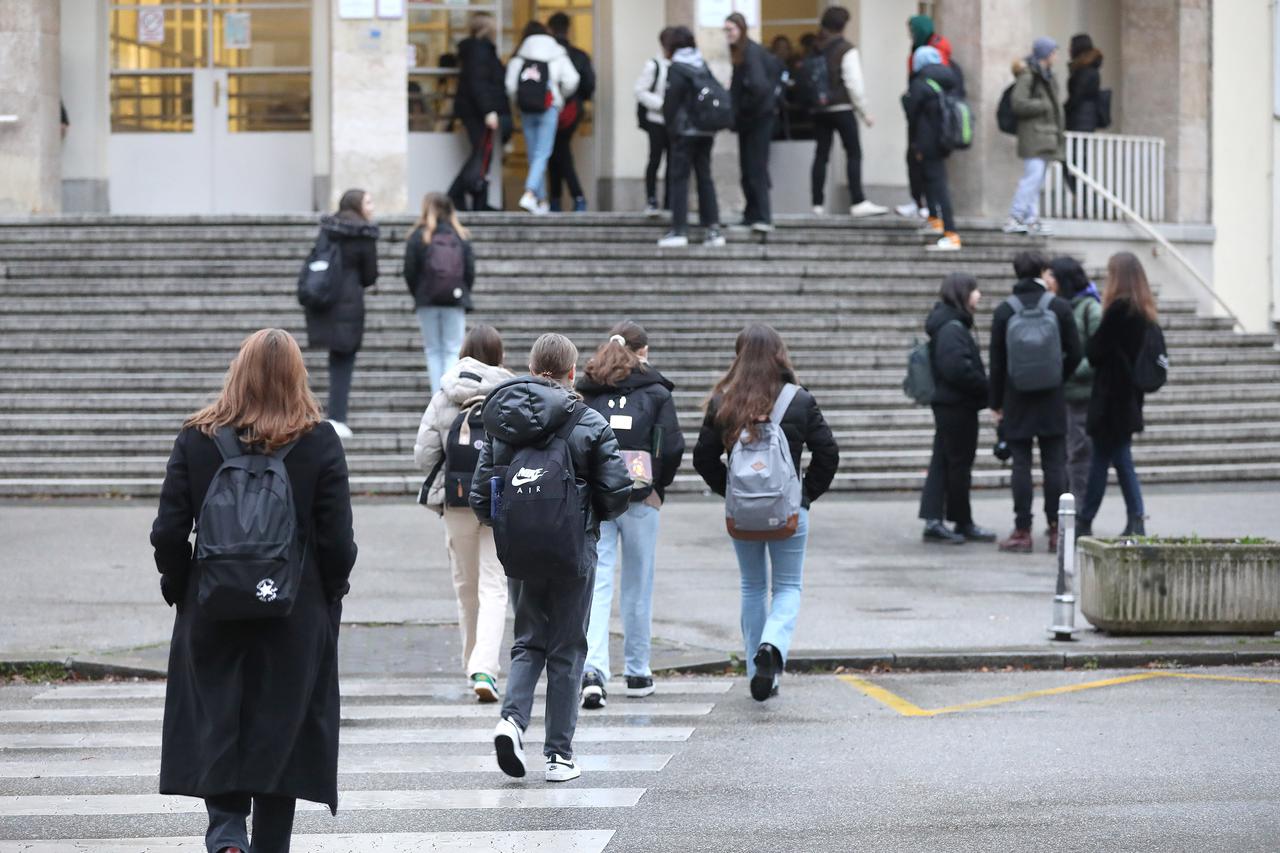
[
  {"xmin": 414, "ymin": 192, "xmax": 470, "ymax": 242},
  {"xmin": 186, "ymin": 329, "xmax": 322, "ymax": 452}
]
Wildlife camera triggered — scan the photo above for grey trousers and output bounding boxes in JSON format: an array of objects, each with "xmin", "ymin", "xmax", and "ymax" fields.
[
  {"xmin": 1065, "ymin": 400, "xmax": 1092, "ymax": 504},
  {"xmin": 501, "ymin": 564, "xmax": 595, "ymax": 760},
  {"xmin": 205, "ymin": 793, "xmax": 295, "ymax": 853}
]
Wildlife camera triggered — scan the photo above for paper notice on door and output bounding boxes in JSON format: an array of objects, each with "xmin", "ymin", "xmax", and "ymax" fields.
[
  {"xmin": 224, "ymin": 13, "xmax": 251, "ymax": 50},
  {"xmin": 138, "ymin": 9, "xmax": 165, "ymax": 44},
  {"xmin": 377, "ymin": 0, "xmax": 405, "ymax": 18},
  {"xmin": 610, "ymin": 415, "xmax": 634, "ymax": 432},
  {"xmin": 338, "ymin": 0, "xmax": 375, "ymax": 19}
]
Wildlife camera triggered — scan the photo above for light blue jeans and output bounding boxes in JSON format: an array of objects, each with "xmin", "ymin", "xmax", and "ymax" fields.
[
  {"xmin": 733, "ymin": 508, "xmax": 809, "ymax": 678},
  {"xmin": 585, "ymin": 501, "xmax": 660, "ymax": 682},
  {"xmin": 521, "ymin": 107, "xmax": 560, "ymax": 200},
  {"xmin": 1010, "ymin": 156, "xmax": 1048, "ymax": 223},
  {"xmin": 415, "ymin": 305, "xmax": 466, "ymax": 393}
]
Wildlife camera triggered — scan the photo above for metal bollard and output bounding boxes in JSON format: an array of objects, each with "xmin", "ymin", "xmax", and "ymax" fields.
[{"xmin": 1049, "ymin": 493, "xmax": 1078, "ymax": 641}]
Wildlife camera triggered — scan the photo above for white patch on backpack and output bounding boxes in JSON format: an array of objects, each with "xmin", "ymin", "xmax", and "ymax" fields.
[
  {"xmin": 511, "ymin": 467, "xmax": 546, "ymax": 486},
  {"xmin": 256, "ymin": 579, "xmax": 279, "ymax": 603}
]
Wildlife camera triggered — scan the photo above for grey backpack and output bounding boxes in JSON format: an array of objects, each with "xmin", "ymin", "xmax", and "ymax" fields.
[
  {"xmin": 194, "ymin": 426, "xmax": 303, "ymax": 620},
  {"xmin": 725, "ymin": 384, "xmax": 802, "ymax": 541},
  {"xmin": 1005, "ymin": 291, "xmax": 1063, "ymax": 392}
]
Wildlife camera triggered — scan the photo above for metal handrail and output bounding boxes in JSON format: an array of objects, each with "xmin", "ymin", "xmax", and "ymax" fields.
[{"xmin": 1064, "ymin": 161, "xmax": 1246, "ymax": 333}]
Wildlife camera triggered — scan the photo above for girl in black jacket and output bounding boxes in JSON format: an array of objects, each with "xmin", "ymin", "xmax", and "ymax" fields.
[
  {"xmin": 403, "ymin": 192, "xmax": 476, "ymax": 393},
  {"xmin": 576, "ymin": 322, "xmax": 686, "ymax": 708},
  {"xmin": 726, "ymin": 12, "xmax": 776, "ymax": 232},
  {"xmin": 1065, "ymin": 34, "xmax": 1104, "ymax": 133},
  {"xmin": 152, "ymin": 328, "xmax": 356, "ymax": 852},
  {"xmin": 447, "ymin": 12, "xmax": 509, "ymax": 211},
  {"xmin": 1077, "ymin": 252, "xmax": 1157, "ymax": 538},
  {"xmin": 659, "ymin": 27, "xmax": 724, "ymax": 248},
  {"xmin": 304, "ymin": 188, "xmax": 379, "ymax": 439},
  {"xmin": 693, "ymin": 324, "xmax": 839, "ymax": 702},
  {"xmin": 918, "ymin": 274, "xmax": 995, "ymax": 544}
]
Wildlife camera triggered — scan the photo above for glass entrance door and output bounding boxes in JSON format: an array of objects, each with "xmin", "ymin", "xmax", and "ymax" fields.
[{"xmin": 108, "ymin": 1, "xmax": 313, "ymax": 214}]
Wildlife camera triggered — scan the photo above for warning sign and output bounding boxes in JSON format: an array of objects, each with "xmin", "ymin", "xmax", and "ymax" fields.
[{"xmin": 138, "ymin": 9, "xmax": 165, "ymax": 44}]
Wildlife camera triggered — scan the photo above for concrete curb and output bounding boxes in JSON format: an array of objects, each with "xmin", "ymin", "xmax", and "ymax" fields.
[{"xmin": 0, "ymin": 658, "xmax": 166, "ymax": 681}]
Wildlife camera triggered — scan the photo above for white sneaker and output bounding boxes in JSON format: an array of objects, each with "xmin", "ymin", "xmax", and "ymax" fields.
[
  {"xmin": 750, "ymin": 221, "xmax": 775, "ymax": 233},
  {"xmin": 493, "ymin": 717, "xmax": 526, "ymax": 778},
  {"xmin": 926, "ymin": 233, "xmax": 963, "ymax": 252},
  {"xmin": 895, "ymin": 202, "xmax": 919, "ymax": 218},
  {"xmin": 702, "ymin": 228, "xmax": 726, "ymax": 247},
  {"xmin": 545, "ymin": 754, "xmax": 581, "ymax": 782},
  {"xmin": 850, "ymin": 200, "xmax": 889, "ymax": 218},
  {"xmin": 644, "ymin": 204, "xmax": 661, "ymax": 218},
  {"xmin": 326, "ymin": 420, "xmax": 353, "ymax": 440},
  {"xmin": 1002, "ymin": 217, "xmax": 1028, "ymax": 234},
  {"xmin": 535, "ymin": 201, "xmax": 550, "ymax": 215},
  {"xmin": 657, "ymin": 231, "xmax": 688, "ymax": 248},
  {"xmin": 518, "ymin": 191, "xmax": 538, "ymax": 214},
  {"xmin": 811, "ymin": 205, "xmax": 825, "ymax": 216},
  {"xmin": 1026, "ymin": 219, "xmax": 1053, "ymax": 235}
]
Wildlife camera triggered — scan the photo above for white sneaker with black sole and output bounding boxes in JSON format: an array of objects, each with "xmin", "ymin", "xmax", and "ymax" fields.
[
  {"xmin": 493, "ymin": 716, "xmax": 526, "ymax": 778},
  {"xmin": 545, "ymin": 754, "xmax": 581, "ymax": 782},
  {"xmin": 625, "ymin": 675, "xmax": 656, "ymax": 698}
]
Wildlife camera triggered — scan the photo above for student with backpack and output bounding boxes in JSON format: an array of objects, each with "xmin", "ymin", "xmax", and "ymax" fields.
[
  {"xmin": 902, "ymin": 45, "xmax": 964, "ymax": 252},
  {"xmin": 918, "ymin": 274, "xmax": 995, "ymax": 545},
  {"xmin": 403, "ymin": 193, "xmax": 476, "ymax": 394},
  {"xmin": 897, "ymin": 14, "xmax": 953, "ymax": 219},
  {"xmin": 505, "ymin": 21, "xmax": 580, "ymax": 216},
  {"xmin": 447, "ymin": 12, "xmax": 509, "ymax": 212},
  {"xmin": 802, "ymin": 6, "xmax": 887, "ymax": 218},
  {"xmin": 1076, "ymin": 253, "xmax": 1164, "ymax": 539},
  {"xmin": 988, "ymin": 251, "xmax": 1083, "ymax": 553},
  {"xmin": 693, "ymin": 324, "xmax": 839, "ymax": 702},
  {"xmin": 576, "ymin": 322, "xmax": 686, "ymax": 709},
  {"xmin": 659, "ymin": 26, "xmax": 730, "ymax": 248},
  {"xmin": 471, "ymin": 333, "xmax": 631, "ymax": 783},
  {"xmin": 726, "ymin": 12, "xmax": 780, "ymax": 234},
  {"xmin": 300, "ymin": 189, "xmax": 379, "ymax": 440},
  {"xmin": 1046, "ymin": 256, "xmax": 1102, "ymax": 503},
  {"xmin": 414, "ymin": 324, "xmax": 514, "ymax": 703},
  {"xmin": 635, "ymin": 28, "xmax": 675, "ymax": 217},
  {"xmin": 1001, "ymin": 38, "xmax": 1065, "ymax": 235},
  {"xmin": 547, "ymin": 12, "xmax": 594, "ymax": 212},
  {"xmin": 151, "ymin": 328, "xmax": 357, "ymax": 853}
]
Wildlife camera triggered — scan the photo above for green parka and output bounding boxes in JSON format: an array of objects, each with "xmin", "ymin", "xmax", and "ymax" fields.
[
  {"xmin": 1010, "ymin": 58, "xmax": 1065, "ymax": 161},
  {"xmin": 1065, "ymin": 293, "xmax": 1103, "ymax": 403}
]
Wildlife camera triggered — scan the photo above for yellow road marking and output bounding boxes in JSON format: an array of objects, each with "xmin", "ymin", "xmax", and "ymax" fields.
[{"xmin": 838, "ymin": 669, "xmax": 1280, "ymax": 718}]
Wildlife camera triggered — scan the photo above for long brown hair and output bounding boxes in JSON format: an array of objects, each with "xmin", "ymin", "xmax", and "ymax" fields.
[
  {"xmin": 414, "ymin": 192, "xmax": 470, "ymax": 241},
  {"xmin": 584, "ymin": 320, "xmax": 649, "ymax": 387},
  {"xmin": 529, "ymin": 333, "xmax": 579, "ymax": 387},
  {"xmin": 726, "ymin": 12, "xmax": 750, "ymax": 64},
  {"xmin": 459, "ymin": 323, "xmax": 504, "ymax": 367},
  {"xmin": 708, "ymin": 323, "xmax": 798, "ymax": 446},
  {"xmin": 1103, "ymin": 251, "xmax": 1158, "ymax": 322},
  {"xmin": 186, "ymin": 329, "xmax": 322, "ymax": 452}
]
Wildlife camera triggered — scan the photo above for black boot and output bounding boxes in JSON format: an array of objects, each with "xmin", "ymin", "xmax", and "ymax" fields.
[
  {"xmin": 1121, "ymin": 516, "xmax": 1146, "ymax": 537},
  {"xmin": 955, "ymin": 522, "xmax": 997, "ymax": 543},
  {"xmin": 751, "ymin": 643, "xmax": 782, "ymax": 702},
  {"xmin": 923, "ymin": 519, "xmax": 966, "ymax": 545}
]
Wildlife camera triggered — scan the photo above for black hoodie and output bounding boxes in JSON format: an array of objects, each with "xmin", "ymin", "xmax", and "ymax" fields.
[
  {"xmin": 902, "ymin": 61, "xmax": 960, "ymax": 160},
  {"xmin": 304, "ymin": 213, "xmax": 379, "ymax": 354},
  {"xmin": 925, "ymin": 301, "xmax": 989, "ymax": 409},
  {"xmin": 576, "ymin": 365, "xmax": 686, "ymax": 502}
]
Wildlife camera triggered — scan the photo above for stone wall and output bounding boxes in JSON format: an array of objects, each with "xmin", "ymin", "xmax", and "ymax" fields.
[{"xmin": 0, "ymin": 1, "xmax": 61, "ymax": 215}]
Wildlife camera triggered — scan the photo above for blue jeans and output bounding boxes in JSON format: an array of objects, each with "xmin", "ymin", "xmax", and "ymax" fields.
[
  {"xmin": 585, "ymin": 501, "xmax": 660, "ymax": 682},
  {"xmin": 415, "ymin": 305, "xmax": 466, "ymax": 393},
  {"xmin": 1080, "ymin": 436, "xmax": 1145, "ymax": 523},
  {"xmin": 732, "ymin": 508, "xmax": 809, "ymax": 678},
  {"xmin": 1010, "ymin": 156, "xmax": 1048, "ymax": 223},
  {"xmin": 521, "ymin": 107, "xmax": 560, "ymax": 199}
]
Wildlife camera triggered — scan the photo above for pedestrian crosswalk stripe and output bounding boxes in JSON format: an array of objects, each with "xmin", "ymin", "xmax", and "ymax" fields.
[
  {"xmin": 0, "ymin": 702, "xmax": 713, "ymax": 724},
  {"xmin": 0, "ymin": 753, "xmax": 673, "ymax": 778},
  {"xmin": 0, "ymin": 726, "xmax": 695, "ymax": 750},
  {"xmin": 0, "ymin": 831, "xmax": 616, "ymax": 852},
  {"xmin": 0, "ymin": 788, "xmax": 647, "ymax": 817}
]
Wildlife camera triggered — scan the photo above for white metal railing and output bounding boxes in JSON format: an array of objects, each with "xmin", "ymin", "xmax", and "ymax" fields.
[{"xmin": 1042, "ymin": 131, "xmax": 1166, "ymax": 221}]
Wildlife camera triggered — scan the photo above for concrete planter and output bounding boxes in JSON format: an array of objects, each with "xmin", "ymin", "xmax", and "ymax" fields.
[{"xmin": 1078, "ymin": 538, "xmax": 1280, "ymax": 634}]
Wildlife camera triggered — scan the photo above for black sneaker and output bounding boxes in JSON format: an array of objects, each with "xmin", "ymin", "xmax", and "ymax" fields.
[
  {"xmin": 922, "ymin": 519, "xmax": 966, "ymax": 545},
  {"xmin": 750, "ymin": 643, "xmax": 781, "ymax": 702},
  {"xmin": 955, "ymin": 523, "xmax": 997, "ymax": 543},
  {"xmin": 625, "ymin": 675, "xmax": 655, "ymax": 698},
  {"xmin": 580, "ymin": 670, "xmax": 607, "ymax": 709}
]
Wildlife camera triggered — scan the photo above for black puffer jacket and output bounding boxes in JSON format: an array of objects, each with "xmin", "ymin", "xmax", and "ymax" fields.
[
  {"xmin": 730, "ymin": 39, "xmax": 777, "ymax": 123},
  {"xmin": 470, "ymin": 376, "xmax": 632, "ymax": 577},
  {"xmin": 1065, "ymin": 49, "xmax": 1103, "ymax": 132},
  {"xmin": 693, "ymin": 382, "xmax": 839, "ymax": 509},
  {"xmin": 926, "ymin": 301, "xmax": 988, "ymax": 409},
  {"xmin": 455, "ymin": 36, "xmax": 509, "ymax": 121},
  {"xmin": 577, "ymin": 365, "xmax": 686, "ymax": 502},
  {"xmin": 903, "ymin": 61, "xmax": 960, "ymax": 161},
  {"xmin": 663, "ymin": 51, "xmax": 715, "ymax": 138},
  {"xmin": 1086, "ymin": 299, "xmax": 1149, "ymax": 444},
  {"xmin": 402, "ymin": 223, "xmax": 477, "ymax": 310},
  {"xmin": 304, "ymin": 214, "xmax": 379, "ymax": 354}
]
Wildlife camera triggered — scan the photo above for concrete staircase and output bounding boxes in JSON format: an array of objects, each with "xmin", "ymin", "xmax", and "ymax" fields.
[{"xmin": 1, "ymin": 214, "xmax": 1277, "ymax": 498}]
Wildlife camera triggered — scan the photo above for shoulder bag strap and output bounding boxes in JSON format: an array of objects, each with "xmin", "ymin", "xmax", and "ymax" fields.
[
  {"xmin": 1005, "ymin": 293, "xmax": 1025, "ymax": 315},
  {"xmin": 769, "ymin": 383, "xmax": 801, "ymax": 426},
  {"xmin": 1037, "ymin": 290, "xmax": 1056, "ymax": 311},
  {"xmin": 212, "ymin": 425, "xmax": 243, "ymax": 461}
]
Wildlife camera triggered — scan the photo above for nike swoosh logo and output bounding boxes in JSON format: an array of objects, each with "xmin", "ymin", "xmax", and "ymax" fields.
[{"xmin": 511, "ymin": 469, "xmax": 545, "ymax": 486}]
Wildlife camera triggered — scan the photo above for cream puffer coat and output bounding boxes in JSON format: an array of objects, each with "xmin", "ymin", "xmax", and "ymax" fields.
[{"xmin": 413, "ymin": 357, "xmax": 515, "ymax": 513}]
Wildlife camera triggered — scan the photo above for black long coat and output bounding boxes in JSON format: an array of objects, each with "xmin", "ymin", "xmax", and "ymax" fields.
[
  {"xmin": 926, "ymin": 301, "xmax": 989, "ymax": 409},
  {"xmin": 304, "ymin": 214, "xmax": 379, "ymax": 355},
  {"xmin": 1086, "ymin": 299, "xmax": 1149, "ymax": 444},
  {"xmin": 455, "ymin": 36, "xmax": 510, "ymax": 121},
  {"xmin": 1065, "ymin": 50, "xmax": 1103, "ymax": 132},
  {"xmin": 988, "ymin": 279, "xmax": 1083, "ymax": 440},
  {"xmin": 151, "ymin": 423, "xmax": 357, "ymax": 812}
]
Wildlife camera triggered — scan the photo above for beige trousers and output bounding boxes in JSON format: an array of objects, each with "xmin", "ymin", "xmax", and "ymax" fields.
[{"xmin": 442, "ymin": 506, "xmax": 508, "ymax": 679}]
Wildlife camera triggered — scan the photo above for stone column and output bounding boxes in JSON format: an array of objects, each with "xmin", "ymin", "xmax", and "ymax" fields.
[
  {"xmin": 328, "ymin": 5, "xmax": 408, "ymax": 213},
  {"xmin": 1121, "ymin": 0, "xmax": 1209, "ymax": 223},
  {"xmin": 937, "ymin": 0, "xmax": 1032, "ymax": 220},
  {"xmin": 596, "ymin": 0, "xmax": 667, "ymax": 209},
  {"xmin": 59, "ymin": 0, "xmax": 109, "ymax": 212},
  {"xmin": 0, "ymin": 1, "xmax": 61, "ymax": 215}
]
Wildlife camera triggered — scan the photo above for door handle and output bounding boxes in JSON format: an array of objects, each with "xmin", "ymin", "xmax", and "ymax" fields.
[{"xmin": 213, "ymin": 78, "xmax": 221, "ymax": 108}]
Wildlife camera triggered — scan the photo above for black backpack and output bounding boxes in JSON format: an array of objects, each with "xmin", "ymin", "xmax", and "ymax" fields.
[
  {"xmin": 296, "ymin": 230, "xmax": 343, "ymax": 311},
  {"xmin": 569, "ymin": 46, "xmax": 595, "ymax": 102},
  {"xmin": 516, "ymin": 58, "xmax": 552, "ymax": 114},
  {"xmin": 1131, "ymin": 323, "xmax": 1169, "ymax": 393},
  {"xmin": 688, "ymin": 65, "xmax": 733, "ymax": 132},
  {"xmin": 444, "ymin": 399, "xmax": 487, "ymax": 508},
  {"xmin": 492, "ymin": 407, "xmax": 586, "ymax": 580},
  {"xmin": 419, "ymin": 229, "xmax": 467, "ymax": 307},
  {"xmin": 584, "ymin": 388, "xmax": 661, "ymax": 496},
  {"xmin": 996, "ymin": 83, "xmax": 1018, "ymax": 135},
  {"xmin": 195, "ymin": 427, "xmax": 302, "ymax": 620},
  {"xmin": 795, "ymin": 51, "xmax": 833, "ymax": 110}
]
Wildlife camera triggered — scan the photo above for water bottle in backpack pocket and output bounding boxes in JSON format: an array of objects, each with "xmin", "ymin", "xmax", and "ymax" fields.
[
  {"xmin": 194, "ymin": 427, "xmax": 304, "ymax": 620},
  {"xmin": 725, "ymin": 384, "xmax": 802, "ymax": 541},
  {"xmin": 1005, "ymin": 292, "xmax": 1064, "ymax": 392}
]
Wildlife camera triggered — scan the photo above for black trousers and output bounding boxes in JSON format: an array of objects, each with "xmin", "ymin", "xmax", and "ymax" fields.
[
  {"xmin": 645, "ymin": 122, "xmax": 670, "ymax": 205},
  {"xmin": 919, "ymin": 404, "xmax": 979, "ymax": 525},
  {"xmin": 669, "ymin": 135, "xmax": 718, "ymax": 233},
  {"xmin": 811, "ymin": 110, "xmax": 864, "ymax": 206},
  {"xmin": 906, "ymin": 136, "xmax": 925, "ymax": 206},
  {"xmin": 920, "ymin": 155, "xmax": 955, "ymax": 232},
  {"xmin": 447, "ymin": 113, "xmax": 490, "ymax": 212},
  {"xmin": 549, "ymin": 112, "xmax": 584, "ymax": 204},
  {"xmin": 738, "ymin": 114, "xmax": 774, "ymax": 225},
  {"xmin": 206, "ymin": 793, "xmax": 296, "ymax": 853},
  {"xmin": 1008, "ymin": 434, "xmax": 1067, "ymax": 532},
  {"xmin": 327, "ymin": 350, "xmax": 356, "ymax": 423}
]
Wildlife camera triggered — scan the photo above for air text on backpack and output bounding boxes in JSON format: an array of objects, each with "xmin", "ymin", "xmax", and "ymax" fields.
[{"xmin": 725, "ymin": 384, "xmax": 802, "ymax": 541}]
